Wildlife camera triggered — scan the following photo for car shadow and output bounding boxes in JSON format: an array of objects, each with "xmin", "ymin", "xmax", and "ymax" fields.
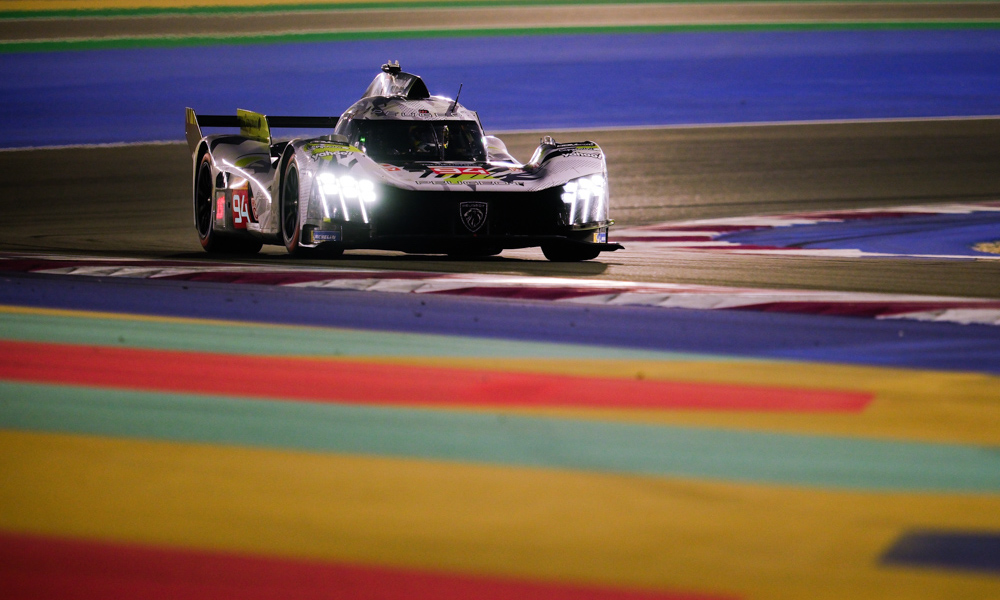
[{"xmin": 167, "ymin": 250, "xmax": 612, "ymax": 276}]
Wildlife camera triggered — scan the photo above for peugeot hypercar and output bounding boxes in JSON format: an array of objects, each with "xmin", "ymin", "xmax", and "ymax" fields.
[{"xmin": 185, "ymin": 63, "xmax": 622, "ymax": 261}]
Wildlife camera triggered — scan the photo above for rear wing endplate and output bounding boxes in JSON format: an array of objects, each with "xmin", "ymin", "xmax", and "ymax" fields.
[{"xmin": 185, "ymin": 107, "xmax": 339, "ymax": 152}]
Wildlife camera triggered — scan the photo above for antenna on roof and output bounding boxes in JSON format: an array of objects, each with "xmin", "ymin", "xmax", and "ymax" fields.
[
  {"xmin": 447, "ymin": 83, "xmax": 463, "ymax": 115},
  {"xmin": 382, "ymin": 60, "xmax": 401, "ymax": 74}
]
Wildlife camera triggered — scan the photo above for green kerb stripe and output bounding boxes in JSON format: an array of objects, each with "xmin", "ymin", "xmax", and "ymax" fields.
[
  {"xmin": 3, "ymin": 21, "xmax": 999, "ymax": 53},
  {"xmin": 2, "ymin": 380, "xmax": 999, "ymax": 492}
]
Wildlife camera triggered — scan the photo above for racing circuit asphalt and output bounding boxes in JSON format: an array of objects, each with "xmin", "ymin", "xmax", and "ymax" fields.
[{"xmin": 2, "ymin": 118, "xmax": 1000, "ymax": 298}]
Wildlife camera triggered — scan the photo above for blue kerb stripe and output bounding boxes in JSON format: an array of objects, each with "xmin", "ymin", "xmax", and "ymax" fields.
[
  {"xmin": 882, "ymin": 531, "xmax": 1000, "ymax": 574},
  {"xmin": 3, "ymin": 272, "xmax": 1000, "ymax": 373}
]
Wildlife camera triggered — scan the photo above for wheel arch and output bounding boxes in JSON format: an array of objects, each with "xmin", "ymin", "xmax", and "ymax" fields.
[
  {"xmin": 275, "ymin": 143, "xmax": 299, "ymax": 236},
  {"xmin": 192, "ymin": 144, "xmax": 213, "ymax": 232},
  {"xmin": 192, "ymin": 141, "xmax": 210, "ymax": 192}
]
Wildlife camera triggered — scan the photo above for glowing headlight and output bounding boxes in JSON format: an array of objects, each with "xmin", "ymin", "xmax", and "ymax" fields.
[
  {"xmin": 317, "ymin": 173, "xmax": 377, "ymax": 203},
  {"xmin": 317, "ymin": 172, "xmax": 341, "ymax": 195},
  {"xmin": 340, "ymin": 175, "xmax": 359, "ymax": 199},
  {"xmin": 359, "ymin": 179, "xmax": 376, "ymax": 203},
  {"xmin": 561, "ymin": 174, "xmax": 607, "ymax": 224}
]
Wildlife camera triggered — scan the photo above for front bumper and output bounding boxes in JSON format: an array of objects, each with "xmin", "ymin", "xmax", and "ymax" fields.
[{"xmin": 305, "ymin": 187, "xmax": 621, "ymax": 253}]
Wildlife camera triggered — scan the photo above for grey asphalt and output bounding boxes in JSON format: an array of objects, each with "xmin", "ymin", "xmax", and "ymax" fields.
[{"xmin": 3, "ymin": 118, "xmax": 999, "ymax": 298}]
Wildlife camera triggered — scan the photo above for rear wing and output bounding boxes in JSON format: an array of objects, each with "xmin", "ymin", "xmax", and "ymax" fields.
[{"xmin": 185, "ymin": 107, "xmax": 339, "ymax": 152}]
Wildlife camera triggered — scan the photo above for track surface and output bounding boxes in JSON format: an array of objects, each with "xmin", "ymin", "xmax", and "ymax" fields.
[{"xmin": 4, "ymin": 119, "xmax": 1000, "ymax": 296}]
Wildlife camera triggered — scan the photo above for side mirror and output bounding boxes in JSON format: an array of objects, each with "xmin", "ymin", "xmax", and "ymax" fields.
[{"xmin": 484, "ymin": 135, "xmax": 517, "ymax": 164}]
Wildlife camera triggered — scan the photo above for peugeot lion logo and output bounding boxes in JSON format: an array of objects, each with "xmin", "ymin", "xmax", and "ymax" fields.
[{"xmin": 459, "ymin": 201, "xmax": 487, "ymax": 233}]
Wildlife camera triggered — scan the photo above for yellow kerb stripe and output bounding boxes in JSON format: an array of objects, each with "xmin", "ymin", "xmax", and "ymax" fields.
[{"xmin": 2, "ymin": 429, "xmax": 999, "ymax": 600}]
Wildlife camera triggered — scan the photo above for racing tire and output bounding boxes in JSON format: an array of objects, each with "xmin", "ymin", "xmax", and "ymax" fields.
[
  {"xmin": 194, "ymin": 153, "xmax": 262, "ymax": 254},
  {"xmin": 280, "ymin": 158, "xmax": 346, "ymax": 259},
  {"xmin": 280, "ymin": 157, "xmax": 311, "ymax": 256},
  {"xmin": 541, "ymin": 243, "xmax": 602, "ymax": 262}
]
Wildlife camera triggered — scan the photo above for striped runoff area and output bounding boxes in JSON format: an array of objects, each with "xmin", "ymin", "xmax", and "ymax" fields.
[
  {"xmin": 2, "ymin": 265, "xmax": 1000, "ymax": 598},
  {"xmin": 3, "ymin": 246, "xmax": 999, "ymax": 327}
]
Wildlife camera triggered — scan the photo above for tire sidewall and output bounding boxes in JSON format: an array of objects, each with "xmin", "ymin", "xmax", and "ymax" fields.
[
  {"xmin": 281, "ymin": 157, "xmax": 302, "ymax": 253},
  {"xmin": 195, "ymin": 152, "xmax": 216, "ymax": 249}
]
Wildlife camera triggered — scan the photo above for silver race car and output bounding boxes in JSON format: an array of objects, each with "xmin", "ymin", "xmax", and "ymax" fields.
[{"xmin": 185, "ymin": 62, "xmax": 622, "ymax": 261}]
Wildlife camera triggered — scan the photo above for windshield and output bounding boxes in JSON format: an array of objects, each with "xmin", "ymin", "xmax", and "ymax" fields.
[{"xmin": 353, "ymin": 120, "xmax": 486, "ymax": 162}]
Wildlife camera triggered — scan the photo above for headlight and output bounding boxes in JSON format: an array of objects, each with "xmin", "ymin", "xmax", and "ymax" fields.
[
  {"xmin": 561, "ymin": 174, "xmax": 607, "ymax": 224},
  {"xmin": 316, "ymin": 171, "xmax": 377, "ymax": 225},
  {"xmin": 317, "ymin": 172, "xmax": 340, "ymax": 195},
  {"xmin": 359, "ymin": 179, "xmax": 376, "ymax": 203},
  {"xmin": 318, "ymin": 172, "xmax": 376, "ymax": 203}
]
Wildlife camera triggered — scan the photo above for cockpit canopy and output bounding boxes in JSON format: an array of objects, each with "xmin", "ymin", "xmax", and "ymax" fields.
[
  {"xmin": 335, "ymin": 63, "xmax": 486, "ymax": 162},
  {"xmin": 350, "ymin": 120, "xmax": 486, "ymax": 162}
]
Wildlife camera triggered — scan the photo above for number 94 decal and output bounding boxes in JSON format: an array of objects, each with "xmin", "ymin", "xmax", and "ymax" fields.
[{"xmin": 231, "ymin": 186, "xmax": 255, "ymax": 228}]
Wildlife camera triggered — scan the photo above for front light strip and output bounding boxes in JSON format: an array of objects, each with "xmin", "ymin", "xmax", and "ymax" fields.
[
  {"xmin": 317, "ymin": 172, "xmax": 377, "ymax": 224},
  {"xmin": 562, "ymin": 174, "xmax": 606, "ymax": 225}
]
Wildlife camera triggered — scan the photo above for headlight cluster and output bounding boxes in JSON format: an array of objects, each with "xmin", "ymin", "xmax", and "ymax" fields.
[
  {"xmin": 317, "ymin": 173, "xmax": 376, "ymax": 203},
  {"xmin": 561, "ymin": 174, "xmax": 607, "ymax": 225},
  {"xmin": 316, "ymin": 172, "xmax": 377, "ymax": 224}
]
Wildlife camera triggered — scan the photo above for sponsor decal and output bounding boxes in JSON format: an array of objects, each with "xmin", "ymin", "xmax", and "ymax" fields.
[
  {"xmin": 459, "ymin": 201, "xmax": 488, "ymax": 233},
  {"xmin": 311, "ymin": 230, "xmax": 342, "ymax": 243},
  {"xmin": 231, "ymin": 186, "xmax": 250, "ymax": 230},
  {"xmin": 399, "ymin": 110, "xmax": 436, "ymax": 118},
  {"xmin": 306, "ymin": 141, "xmax": 361, "ymax": 162},
  {"xmin": 237, "ymin": 108, "xmax": 270, "ymax": 143},
  {"xmin": 594, "ymin": 229, "xmax": 608, "ymax": 244}
]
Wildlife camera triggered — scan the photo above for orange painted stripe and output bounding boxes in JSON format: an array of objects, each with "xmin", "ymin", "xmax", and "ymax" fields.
[
  {"xmin": 0, "ymin": 340, "xmax": 871, "ymax": 412},
  {"xmin": 0, "ymin": 531, "xmax": 731, "ymax": 600}
]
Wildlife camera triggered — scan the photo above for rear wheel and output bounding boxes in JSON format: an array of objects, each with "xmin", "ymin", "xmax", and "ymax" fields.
[
  {"xmin": 194, "ymin": 152, "xmax": 261, "ymax": 254},
  {"xmin": 541, "ymin": 243, "xmax": 601, "ymax": 262}
]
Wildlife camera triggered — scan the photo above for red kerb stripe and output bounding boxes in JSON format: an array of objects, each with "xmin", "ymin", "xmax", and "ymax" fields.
[
  {"xmin": 0, "ymin": 340, "xmax": 871, "ymax": 413},
  {"xmin": 0, "ymin": 532, "xmax": 734, "ymax": 600}
]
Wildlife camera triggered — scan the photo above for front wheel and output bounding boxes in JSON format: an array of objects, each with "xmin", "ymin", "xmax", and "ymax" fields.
[
  {"xmin": 280, "ymin": 157, "xmax": 346, "ymax": 259},
  {"xmin": 541, "ymin": 243, "xmax": 602, "ymax": 262},
  {"xmin": 280, "ymin": 157, "xmax": 309, "ymax": 255}
]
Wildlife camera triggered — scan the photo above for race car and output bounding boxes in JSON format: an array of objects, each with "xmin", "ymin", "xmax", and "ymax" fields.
[{"xmin": 185, "ymin": 62, "xmax": 622, "ymax": 261}]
